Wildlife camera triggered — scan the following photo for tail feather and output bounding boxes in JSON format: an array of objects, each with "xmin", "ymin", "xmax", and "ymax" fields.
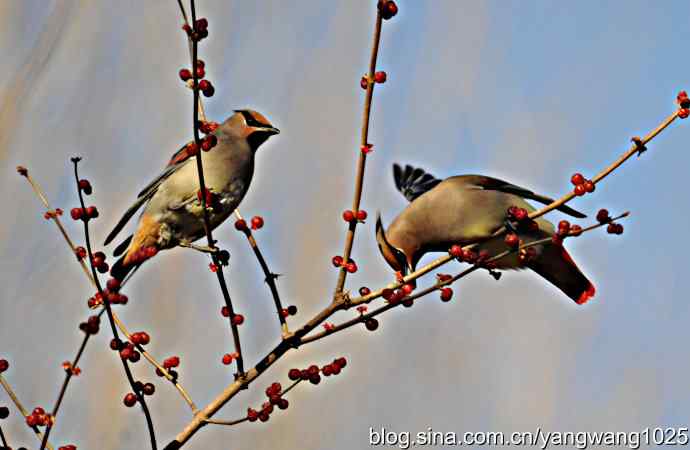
[
  {"xmin": 110, "ymin": 255, "xmax": 137, "ymax": 281},
  {"xmin": 528, "ymin": 244, "xmax": 595, "ymax": 305}
]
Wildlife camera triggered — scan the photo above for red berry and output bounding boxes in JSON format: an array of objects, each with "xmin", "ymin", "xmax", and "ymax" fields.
[
  {"xmin": 574, "ymin": 184, "xmax": 586, "ymax": 196},
  {"xmin": 558, "ymin": 220, "xmax": 571, "ymax": 232},
  {"xmin": 201, "ymin": 135, "xmax": 217, "ymax": 151},
  {"xmin": 331, "ymin": 255, "xmax": 344, "ymax": 267},
  {"xmin": 0, "ymin": 359, "xmax": 9, "ymax": 373},
  {"xmin": 203, "ymin": 84, "xmax": 215, "ymax": 97},
  {"xmin": 401, "ymin": 283, "xmax": 414, "ymax": 295},
  {"xmin": 449, "ymin": 245, "xmax": 463, "ymax": 258},
  {"xmin": 86, "ymin": 206, "xmax": 98, "ymax": 219},
  {"xmin": 286, "ymin": 305, "xmax": 297, "ymax": 316},
  {"xmin": 374, "ymin": 71, "xmax": 387, "ymax": 83},
  {"xmin": 119, "ymin": 347, "xmax": 133, "ymax": 360},
  {"xmin": 164, "ymin": 356, "xmax": 180, "ymax": 368},
  {"xmin": 251, "ymin": 216, "xmax": 264, "ymax": 230},
  {"xmin": 137, "ymin": 332, "xmax": 150, "ymax": 345},
  {"xmin": 209, "ymin": 262, "xmax": 219, "ymax": 272},
  {"xmin": 221, "ymin": 306, "xmax": 230, "ymax": 317},
  {"xmin": 106, "ymin": 278, "xmax": 121, "ymax": 292},
  {"xmin": 583, "ymin": 180, "xmax": 595, "ymax": 193},
  {"xmin": 322, "ymin": 364, "xmax": 333, "ymax": 376},
  {"xmin": 678, "ymin": 92, "xmax": 690, "ymax": 108},
  {"xmin": 360, "ymin": 143, "xmax": 373, "ymax": 154},
  {"xmin": 679, "ymin": 109, "xmax": 689, "ymax": 119},
  {"xmin": 78, "ymin": 179, "xmax": 92, "ymax": 195},
  {"xmin": 342, "ymin": 210, "xmax": 355, "ymax": 222},
  {"xmin": 222, "ymin": 353, "xmax": 233, "ymax": 365},
  {"xmin": 247, "ymin": 408, "xmax": 259, "ymax": 422},
  {"xmin": 571, "ymin": 173, "xmax": 585, "ymax": 186},
  {"xmin": 234, "ymin": 218, "xmax": 248, "ymax": 231},
  {"xmin": 179, "ymin": 68, "xmax": 192, "ymax": 81},
  {"xmin": 607, "ymin": 223, "xmax": 616, "ymax": 234},
  {"xmin": 186, "ymin": 142, "xmax": 199, "ymax": 155},
  {"xmin": 345, "ymin": 262, "xmax": 357, "ymax": 273},
  {"xmin": 379, "ymin": 0, "xmax": 398, "ymax": 19},
  {"xmin": 75, "ymin": 246, "xmax": 87, "ymax": 260},
  {"xmin": 309, "ymin": 373, "xmax": 321, "ymax": 385},
  {"xmin": 123, "ymin": 393, "xmax": 137, "ymax": 407},
  {"xmin": 110, "ymin": 338, "xmax": 121, "ymax": 351},
  {"xmin": 70, "ymin": 208, "xmax": 83, "ymax": 220},
  {"xmin": 232, "ymin": 314, "xmax": 244, "ymax": 326},
  {"xmin": 259, "ymin": 412, "xmax": 269, "ymax": 422},
  {"xmin": 334, "ymin": 357, "xmax": 347, "ymax": 368},
  {"xmin": 365, "ymin": 318, "xmax": 379, "ymax": 331},
  {"xmin": 143, "ymin": 383, "xmax": 155, "ymax": 396},
  {"xmin": 504, "ymin": 233, "xmax": 519, "ymax": 248},
  {"xmin": 360, "ymin": 76, "xmax": 369, "ymax": 90},
  {"xmin": 195, "ymin": 66, "xmax": 205, "ymax": 79},
  {"xmin": 440, "ymin": 287, "xmax": 453, "ymax": 302},
  {"xmin": 358, "ymin": 286, "xmax": 371, "ymax": 296},
  {"xmin": 288, "ymin": 368, "xmax": 301, "ymax": 380},
  {"xmin": 26, "ymin": 413, "xmax": 38, "ymax": 426},
  {"xmin": 382, "ymin": 288, "xmax": 395, "ymax": 300},
  {"xmin": 277, "ymin": 398, "xmax": 289, "ymax": 410},
  {"xmin": 199, "ymin": 79, "xmax": 210, "ymax": 91},
  {"xmin": 195, "ymin": 18, "xmax": 208, "ymax": 31},
  {"xmin": 356, "ymin": 210, "xmax": 368, "ymax": 221},
  {"xmin": 596, "ymin": 209, "xmax": 610, "ymax": 223},
  {"xmin": 616, "ymin": 224, "xmax": 624, "ymax": 234}
]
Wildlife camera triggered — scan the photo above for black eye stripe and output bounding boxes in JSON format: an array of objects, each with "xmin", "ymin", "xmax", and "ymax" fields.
[{"xmin": 238, "ymin": 110, "xmax": 266, "ymax": 128}]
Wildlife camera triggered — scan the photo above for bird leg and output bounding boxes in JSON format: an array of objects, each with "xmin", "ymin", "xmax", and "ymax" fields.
[{"xmin": 503, "ymin": 219, "xmax": 519, "ymax": 234}]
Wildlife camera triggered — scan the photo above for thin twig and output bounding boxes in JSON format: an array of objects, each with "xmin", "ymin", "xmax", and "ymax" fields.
[
  {"xmin": 334, "ymin": 8, "xmax": 384, "ymax": 295},
  {"xmin": 72, "ymin": 159, "xmax": 158, "ymax": 450},
  {"xmin": 233, "ymin": 210, "xmax": 288, "ymax": 336}
]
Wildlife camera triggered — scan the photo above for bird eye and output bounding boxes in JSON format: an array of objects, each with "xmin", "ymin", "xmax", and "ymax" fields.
[{"xmin": 238, "ymin": 110, "xmax": 266, "ymax": 128}]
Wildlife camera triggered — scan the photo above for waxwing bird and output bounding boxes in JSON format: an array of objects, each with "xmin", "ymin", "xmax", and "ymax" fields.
[
  {"xmin": 376, "ymin": 164, "xmax": 595, "ymax": 304},
  {"xmin": 105, "ymin": 109, "xmax": 279, "ymax": 281}
]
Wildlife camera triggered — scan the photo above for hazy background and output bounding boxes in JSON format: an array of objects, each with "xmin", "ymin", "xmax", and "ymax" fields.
[{"xmin": 1, "ymin": 1, "xmax": 690, "ymax": 449}]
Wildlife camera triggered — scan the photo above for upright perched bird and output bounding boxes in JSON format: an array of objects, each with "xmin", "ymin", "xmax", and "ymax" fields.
[
  {"xmin": 376, "ymin": 164, "xmax": 596, "ymax": 304},
  {"xmin": 105, "ymin": 109, "xmax": 279, "ymax": 280}
]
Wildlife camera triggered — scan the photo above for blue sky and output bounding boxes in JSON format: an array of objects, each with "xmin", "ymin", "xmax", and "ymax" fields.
[{"xmin": 1, "ymin": 1, "xmax": 689, "ymax": 449}]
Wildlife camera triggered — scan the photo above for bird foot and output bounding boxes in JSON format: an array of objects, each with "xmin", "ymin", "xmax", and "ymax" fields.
[{"xmin": 503, "ymin": 219, "xmax": 518, "ymax": 234}]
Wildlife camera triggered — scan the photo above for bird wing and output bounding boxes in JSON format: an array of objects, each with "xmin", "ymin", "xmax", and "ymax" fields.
[
  {"xmin": 103, "ymin": 145, "xmax": 192, "ymax": 246},
  {"xmin": 465, "ymin": 175, "xmax": 586, "ymax": 219},
  {"xmin": 392, "ymin": 163, "xmax": 443, "ymax": 202}
]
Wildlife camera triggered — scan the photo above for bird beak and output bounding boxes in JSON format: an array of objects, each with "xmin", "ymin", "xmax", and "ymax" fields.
[{"xmin": 262, "ymin": 126, "xmax": 280, "ymax": 135}]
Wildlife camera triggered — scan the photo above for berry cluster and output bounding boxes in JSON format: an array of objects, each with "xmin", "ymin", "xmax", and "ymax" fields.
[
  {"xmin": 44, "ymin": 208, "xmax": 63, "ymax": 220},
  {"xmin": 182, "ymin": 17, "xmax": 209, "ymax": 42},
  {"xmin": 234, "ymin": 215, "xmax": 265, "ymax": 232},
  {"xmin": 180, "ymin": 59, "xmax": 215, "ymax": 98},
  {"xmin": 70, "ymin": 206, "xmax": 99, "ymax": 221},
  {"xmin": 221, "ymin": 352, "xmax": 240, "ymax": 366},
  {"xmin": 342, "ymin": 209, "xmax": 368, "ymax": 223},
  {"xmin": 78, "ymin": 179, "xmax": 92, "ymax": 195},
  {"xmin": 280, "ymin": 305, "xmax": 298, "ymax": 318},
  {"xmin": 360, "ymin": 71, "xmax": 388, "ymax": 90},
  {"xmin": 113, "ymin": 339, "xmax": 141, "ymax": 364},
  {"xmin": 331, "ymin": 255, "xmax": 358, "ymax": 273},
  {"xmin": 220, "ymin": 307, "xmax": 245, "ymax": 325},
  {"xmin": 246, "ymin": 382, "xmax": 289, "ymax": 423},
  {"xmin": 288, "ymin": 357, "xmax": 348, "ymax": 386},
  {"xmin": 62, "ymin": 361, "xmax": 81, "ymax": 376},
  {"xmin": 436, "ymin": 274, "xmax": 455, "ymax": 302},
  {"xmin": 552, "ymin": 220, "xmax": 583, "ymax": 244},
  {"xmin": 380, "ymin": 282, "xmax": 415, "ymax": 306},
  {"xmin": 570, "ymin": 173, "xmax": 595, "ymax": 197},
  {"xmin": 90, "ymin": 251, "xmax": 109, "ymax": 274},
  {"xmin": 123, "ymin": 383, "xmax": 153, "ymax": 408},
  {"xmin": 88, "ymin": 278, "xmax": 129, "ymax": 307},
  {"xmin": 78, "ymin": 315, "xmax": 100, "ymax": 335},
  {"xmin": 25, "ymin": 406, "xmax": 51, "ymax": 427}
]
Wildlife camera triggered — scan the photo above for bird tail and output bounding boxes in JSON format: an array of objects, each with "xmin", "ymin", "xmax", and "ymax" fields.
[
  {"xmin": 110, "ymin": 255, "xmax": 137, "ymax": 281},
  {"xmin": 527, "ymin": 244, "xmax": 596, "ymax": 305}
]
